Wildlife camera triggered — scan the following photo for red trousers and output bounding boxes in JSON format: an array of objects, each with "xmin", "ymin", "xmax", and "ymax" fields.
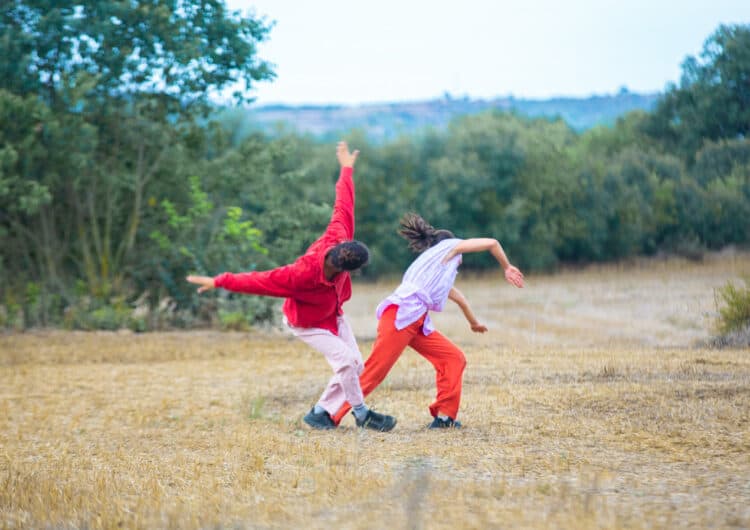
[{"xmin": 332, "ymin": 305, "xmax": 466, "ymax": 425}]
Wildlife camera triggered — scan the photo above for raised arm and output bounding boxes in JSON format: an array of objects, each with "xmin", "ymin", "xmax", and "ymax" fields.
[
  {"xmin": 448, "ymin": 287, "xmax": 487, "ymax": 333},
  {"xmin": 443, "ymin": 238, "xmax": 524, "ymax": 288},
  {"xmin": 324, "ymin": 141, "xmax": 360, "ymax": 241}
]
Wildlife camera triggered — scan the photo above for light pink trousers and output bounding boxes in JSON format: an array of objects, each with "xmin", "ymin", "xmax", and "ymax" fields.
[{"xmin": 286, "ymin": 315, "xmax": 365, "ymax": 415}]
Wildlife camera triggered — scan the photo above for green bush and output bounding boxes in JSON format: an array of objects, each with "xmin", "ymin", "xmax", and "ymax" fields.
[
  {"xmin": 218, "ymin": 310, "xmax": 251, "ymax": 332},
  {"xmin": 88, "ymin": 306, "xmax": 130, "ymax": 330},
  {"xmin": 715, "ymin": 277, "xmax": 750, "ymax": 335},
  {"xmin": 216, "ymin": 295, "xmax": 279, "ymax": 331},
  {"xmin": 0, "ymin": 300, "xmax": 25, "ymax": 331},
  {"xmin": 62, "ymin": 297, "xmax": 131, "ymax": 331}
]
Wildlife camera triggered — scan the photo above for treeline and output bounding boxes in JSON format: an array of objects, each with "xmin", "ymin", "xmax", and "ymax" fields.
[
  {"xmin": 238, "ymin": 89, "xmax": 659, "ymax": 140},
  {"xmin": 0, "ymin": 2, "xmax": 748, "ymax": 330}
]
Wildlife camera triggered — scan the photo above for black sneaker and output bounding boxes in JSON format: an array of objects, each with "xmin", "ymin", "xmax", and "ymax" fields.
[
  {"xmin": 429, "ymin": 416, "xmax": 462, "ymax": 429},
  {"xmin": 354, "ymin": 409, "xmax": 397, "ymax": 432},
  {"xmin": 303, "ymin": 407, "xmax": 336, "ymax": 430}
]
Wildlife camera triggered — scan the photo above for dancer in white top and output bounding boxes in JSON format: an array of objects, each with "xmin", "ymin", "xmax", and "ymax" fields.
[{"xmin": 328, "ymin": 213, "xmax": 524, "ymax": 428}]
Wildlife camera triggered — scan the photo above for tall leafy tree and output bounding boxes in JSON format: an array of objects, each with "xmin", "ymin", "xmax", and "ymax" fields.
[
  {"xmin": 0, "ymin": 1, "xmax": 274, "ymax": 302},
  {"xmin": 646, "ymin": 24, "xmax": 750, "ymax": 160}
]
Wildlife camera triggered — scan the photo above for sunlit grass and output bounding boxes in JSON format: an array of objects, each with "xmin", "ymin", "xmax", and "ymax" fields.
[{"xmin": 1, "ymin": 252, "xmax": 749, "ymax": 529}]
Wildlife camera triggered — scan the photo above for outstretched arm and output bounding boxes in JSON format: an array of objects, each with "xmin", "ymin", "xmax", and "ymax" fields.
[
  {"xmin": 448, "ymin": 287, "xmax": 487, "ymax": 333},
  {"xmin": 324, "ymin": 141, "xmax": 360, "ymax": 240},
  {"xmin": 187, "ymin": 263, "xmax": 301, "ymax": 298},
  {"xmin": 443, "ymin": 238, "xmax": 524, "ymax": 288}
]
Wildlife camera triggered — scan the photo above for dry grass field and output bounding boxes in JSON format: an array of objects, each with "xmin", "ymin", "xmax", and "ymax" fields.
[{"xmin": 2, "ymin": 252, "xmax": 749, "ymax": 529}]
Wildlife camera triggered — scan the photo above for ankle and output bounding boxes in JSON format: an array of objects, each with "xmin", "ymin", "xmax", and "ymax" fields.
[{"xmin": 352, "ymin": 403, "xmax": 369, "ymax": 421}]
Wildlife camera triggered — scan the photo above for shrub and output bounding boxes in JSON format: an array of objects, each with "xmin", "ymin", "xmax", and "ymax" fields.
[
  {"xmin": 62, "ymin": 296, "xmax": 131, "ymax": 331},
  {"xmin": 218, "ymin": 310, "xmax": 251, "ymax": 332},
  {"xmin": 87, "ymin": 306, "xmax": 130, "ymax": 331},
  {"xmin": 715, "ymin": 277, "xmax": 750, "ymax": 335},
  {"xmin": 0, "ymin": 301, "xmax": 25, "ymax": 331},
  {"xmin": 216, "ymin": 295, "xmax": 278, "ymax": 331}
]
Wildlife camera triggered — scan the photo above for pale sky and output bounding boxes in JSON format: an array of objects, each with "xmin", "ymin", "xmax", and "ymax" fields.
[{"xmin": 224, "ymin": 0, "xmax": 750, "ymax": 106}]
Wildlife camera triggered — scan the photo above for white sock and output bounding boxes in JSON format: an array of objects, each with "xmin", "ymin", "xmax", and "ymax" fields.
[
  {"xmin": 437, "ymin": 413, "xmax": 451, "ymax": 421},
  {"xmin": 352, "ymin": 403, "xmax": 368, "ymax": 420},
  {"xmin": 313, "ymin": 404, "xmax": 326, "ymax": 415}
]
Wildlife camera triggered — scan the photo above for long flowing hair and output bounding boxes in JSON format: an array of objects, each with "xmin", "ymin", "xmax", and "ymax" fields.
[{"xmin": 398, "ymin": 213, "xmax": 454, "ymax": 253}]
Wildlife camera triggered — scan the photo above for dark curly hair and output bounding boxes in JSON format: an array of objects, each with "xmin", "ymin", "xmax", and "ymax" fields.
[
  {"xmin": 398, "ymin": 213, "xmax": 454, "ymax": 253},
  {"xmin": 329, "ymin": 240, "xmax": 370, "ymax": 271}
]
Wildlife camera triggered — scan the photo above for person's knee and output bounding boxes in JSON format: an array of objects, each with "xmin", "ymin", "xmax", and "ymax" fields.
[
  {"xmin": 435, "ymin": 350, "xmax": 466, "ymax": 382},
  {"xmin": 452, "ymin": 350, "xmax": 467, "ymax": 373},
  {"xmin": 334, "ymin": 350, "xmax": 362, "ymax": 377}
]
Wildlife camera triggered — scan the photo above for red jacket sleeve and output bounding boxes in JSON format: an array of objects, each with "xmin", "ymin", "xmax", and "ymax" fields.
[
  {"xmin": 214, "ymin": 263, "xmax": 303, "ymax": 298},
  {"xmin": 324, "ymin": 166, "xmax": 355, "ymax": 241}
]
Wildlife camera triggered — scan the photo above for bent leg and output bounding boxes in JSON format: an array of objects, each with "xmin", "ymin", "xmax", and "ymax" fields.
[
  {"xmin": 410, "ymin": 330, "xmax": 466, "ymax": 419},
  {"xmin": 331, "ymin": 305, "xmax": 419, "ymax": 424},
  {"xmin": 289, "ymin": 324, "xmax": 364, "ymax": 416},
  {"xmin": 315, "ymin": 315, "xmax": 366, "ymax": 413}
]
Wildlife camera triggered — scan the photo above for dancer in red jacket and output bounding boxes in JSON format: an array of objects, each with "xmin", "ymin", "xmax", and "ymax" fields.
[{"xmin": 187, "ymin": 142, "xmax": 396, "ymax": 432}]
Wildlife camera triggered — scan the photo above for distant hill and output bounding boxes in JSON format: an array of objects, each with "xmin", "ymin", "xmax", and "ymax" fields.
[{"xmin": 236, "ymin": 89, "xmax": 660, "ymax": 141}]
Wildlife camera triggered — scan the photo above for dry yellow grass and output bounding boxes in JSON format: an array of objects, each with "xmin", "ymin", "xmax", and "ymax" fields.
[{"xmin": 1, "ymin": 252, "xmax": 749, "ymax": 529}]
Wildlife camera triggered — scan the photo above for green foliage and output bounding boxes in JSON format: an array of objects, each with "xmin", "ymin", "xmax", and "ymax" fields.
[
  {"xmin": 148, "ymin": 173, "xmax": 272, "ymax": 319},
  {"xmin": 218, "ymin": 310, "xmax": 251, "ymax": 332},
  {"xmin": 62, "ymin": 296, "xmax": 131, "ymax": 331},
  {"xmin": 0, "ymin": 301, "xmax": 24, "ymax": 331},
  {"xmin": 243, "ymin": 394, "xmax": 266, "ymax": 420},
  {"xmin": 216, "ymin": 295, "xmax": 276, "ymax": 332},
  {"xmin": 715, "ymin": 278, "xmax": 750, "ymax": 335},
  {"xmin": 0, "ymin": 1, "xmax": 274, "ymax": 110},
  {"xmin": 646, "ymin": 24, "xmax": 750, "ymax": 160},
  {"xmin": 0, "ymin": 1, "xmax": 274, "ymax": 329},
  {"xmin": 1, "ymin": 14, "xmax": 749, "ymax": 330}
]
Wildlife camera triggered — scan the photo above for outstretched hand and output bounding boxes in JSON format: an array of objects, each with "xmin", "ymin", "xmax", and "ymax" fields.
[
  {"xmin": 504, "ymin": 265, "xmax": 525, "ymax": 288},
  {"xmin": 336, "ymin": 141, "xmax": 359, "ymax": 168},
  {"xmin": 186, "ymin": 275, "xmax": 215, "ymax": 294},
  {"xmin": 471, "ymin": 323, "xmax": 488, "ymax": 333}
]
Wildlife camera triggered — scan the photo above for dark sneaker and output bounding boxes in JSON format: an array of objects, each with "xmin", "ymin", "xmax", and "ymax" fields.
[
  {"xmin": 354, "ymin": 409, "xmax": 397, "ymax": 432},
  {"xmin": 303, "ymin": 407, "xmax": 336, "ymax": 430},
  {"xmin": 429, "ymin": 416, "xmax": 462, "ymax": 429}
]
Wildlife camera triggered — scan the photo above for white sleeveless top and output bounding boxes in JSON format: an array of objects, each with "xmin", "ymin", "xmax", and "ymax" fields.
[{"xmin": 376, "ymin": 238, "xmax": 463, "ymax": 335}]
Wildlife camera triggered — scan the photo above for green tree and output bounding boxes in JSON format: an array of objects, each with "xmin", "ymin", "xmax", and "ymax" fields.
[
  {"xmin": 148, "ymin": 174, "xmax": 273, "ymax": 325},
  {"xmin": 646, "ymin": 24, "xmax": 750, "ymax": 160},
  {"xmin": 0, "ymin": 1, "xmax": 274, "ymax": 313}
]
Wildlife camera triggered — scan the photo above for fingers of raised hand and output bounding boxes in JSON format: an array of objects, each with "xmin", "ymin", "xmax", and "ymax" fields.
[
  {"xmin": 505, "ymin": 268, "xmax": 524, "ymax": 288},
  {"xmin": 187, "ymin": 275, "xmax": 213, "ymax": 293}
]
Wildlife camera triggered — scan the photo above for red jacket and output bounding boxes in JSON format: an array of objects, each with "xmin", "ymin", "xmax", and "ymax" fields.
[{"xmin": 214, "ymin": 166, "xmax": 355, "ymax": 335}]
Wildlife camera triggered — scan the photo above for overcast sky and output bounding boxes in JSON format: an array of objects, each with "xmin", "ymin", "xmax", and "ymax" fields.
[{"xmin": 224, "ymin": 0, "xmax": 750, "ymax": 106}]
